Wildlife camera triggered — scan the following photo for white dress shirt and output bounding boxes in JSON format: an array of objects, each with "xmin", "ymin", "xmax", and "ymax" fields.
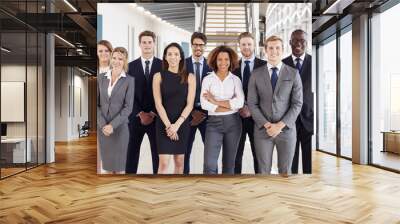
[
  {"xmin": 141, "ymin": 56, "xmax": 154, "ymax": 73},
  {"xmin": 291, "ymin": 53, "xmax": 305, "ymax": 68},
  {"xmin": 200, "ymin": 71, "xmax": 244, "ymax": 116},
  {"xmin": 267, "ymin": 62, "xmax": 283, "ymax": 78},
  {"xmin": 105, "ymin": 70, "xmax": 127, "ymax": 97}
]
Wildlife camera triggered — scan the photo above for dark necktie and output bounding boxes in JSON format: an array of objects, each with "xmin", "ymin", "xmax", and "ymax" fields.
[
  {"xmin": 243, "ymin": 60, "xmax": 251, "ymax": 93},
  {"xmin": 144, "ymin": 60, "xmax": 150, "ymax": 81},
  {"xmin": 194, "ymin": 62, "xmax": 201, "ymax": 104},
  {"xmin": 295, "ymin": 58, "xmax": 302, "ymax": 73},
  {"xmin": 271, "ymin": 67, "xmax": 278, "ymax": 92}
]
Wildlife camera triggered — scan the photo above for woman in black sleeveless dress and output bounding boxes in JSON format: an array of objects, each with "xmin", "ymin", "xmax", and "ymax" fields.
[{"xmin": 153, "ymin": 43, "xmax": 196, "ymax": 174}]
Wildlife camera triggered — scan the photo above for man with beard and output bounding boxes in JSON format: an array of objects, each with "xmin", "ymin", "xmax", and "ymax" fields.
[
  {"xmin": 232, "ymin": 32, "xmax": 266, "ymax": 174},
  {"xmin": 184, "ymin": 32, "xmax": 212, "ymax": 174},
  {"xmin": 282, "ymin": 29, "xmax": 313, "ymax": 174}
]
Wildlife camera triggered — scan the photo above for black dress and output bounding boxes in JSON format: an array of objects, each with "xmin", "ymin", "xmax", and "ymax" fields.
[{"xmin": 156, "ymin": 70, "xmax": 190, "ymax": 154}]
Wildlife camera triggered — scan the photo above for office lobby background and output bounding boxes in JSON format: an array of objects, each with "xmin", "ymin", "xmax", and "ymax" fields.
[
  {"xmin": 97, "ymin": 3, "xmax": 312, "ymax": 174},
  {"xmin": 1, "ymin": 0, "xmax": 400, "ymax": 178}
]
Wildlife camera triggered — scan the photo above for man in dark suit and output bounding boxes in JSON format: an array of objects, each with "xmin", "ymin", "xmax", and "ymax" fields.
[
  {"xmin": 283, "ymin": 29, "xmax": 313, "ymax": 174},
  {"xmin": 232, "ymin": 32, "xmax": 266, "ymax": 174},
  {"xmin": 126, "ymin": 30, "xmax": 162, "ymax": 174},
  {"xmin": 184, "ymin": 32, "xmax": 212, "ymax": 174}
]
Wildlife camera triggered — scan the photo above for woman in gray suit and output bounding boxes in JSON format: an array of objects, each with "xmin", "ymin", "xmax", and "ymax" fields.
[{"xmin": 98, "ymin": 47, "xmax": 135, "ymax": 174}]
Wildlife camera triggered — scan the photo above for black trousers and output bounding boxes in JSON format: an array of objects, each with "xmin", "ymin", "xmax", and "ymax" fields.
[
  {"xmin": 234, "ymin": 117, "xmax": 259, "ymax": 174},
  {"xmin": 126, "ymin": 118, "xmax": 159, "ymax": 174},
  {"xmin": 184, "ymin": 119, "xmax": 206, "ymax": 174},
  {"xmin": 291, "ymin": 120, "xmax": 313, "ymax": 174}
]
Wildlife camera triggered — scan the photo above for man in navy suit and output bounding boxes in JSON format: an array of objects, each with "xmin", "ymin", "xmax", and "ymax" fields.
[
  {"xmin": 126, "ymin": 30, "xmax": 162, "ymax": 174},
  {"xmin": 184, "ymin": 32, "xmax": 212, "ymax": 174},
  {"xmin": 283, "ymin": 29, "xmax": 313, "ymax": 174},
  {"xmin": 232, "ymin": 32, "xmax": 267, "ymax": 174}
]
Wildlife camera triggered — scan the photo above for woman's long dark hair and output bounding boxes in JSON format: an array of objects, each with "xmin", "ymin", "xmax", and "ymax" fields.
[{"xmin": 162, "ymin": 42, "xmax": 188, "ymax": 83}]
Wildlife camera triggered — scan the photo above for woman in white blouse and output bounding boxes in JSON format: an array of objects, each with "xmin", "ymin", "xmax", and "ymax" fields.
[{"xmin": 201, "ymin": 45, "xmax": 244, "ymax": 174}]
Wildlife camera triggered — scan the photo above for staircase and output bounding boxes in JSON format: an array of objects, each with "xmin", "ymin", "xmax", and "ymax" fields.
[{"xmin": 203, "ymin": 3, "xmax": 248, "ymax": 57}]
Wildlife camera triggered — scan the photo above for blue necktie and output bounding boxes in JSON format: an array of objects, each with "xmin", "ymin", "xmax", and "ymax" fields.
[
  {"xmin": 295, "ymin": 58, "xmax": 302, "ymax": 73},
  {"xmin": 271, "ymin": 67, "xmax": 278, "ymax": 92},
  {"xmin": 243, "ymin": 60, "xmax": 251, "ymax": 93}
]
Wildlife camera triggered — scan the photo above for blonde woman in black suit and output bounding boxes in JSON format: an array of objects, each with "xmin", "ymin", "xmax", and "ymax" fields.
[{"xmin": 97, "ymin": 47, "xmax": 135, "ymax": 174}]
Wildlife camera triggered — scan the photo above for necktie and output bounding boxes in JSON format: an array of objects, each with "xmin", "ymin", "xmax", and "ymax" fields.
[
  {"xmin": 295, "ymin": 58, "xmax": 302, "ymax": 73},
  {"xmin": 271, "ymin": 67, "xmax": 278, "ymax": 92},
  {"xmin": 194, "ymin": 62, "xmax": 201, "ymax": 105},
  {"xmin": 243, "ymin": 60, "xmax": 251, "ymax": 93},
  {"xmin": 144, "ymin": 60, "xmax": 150, "ymax": 81}
]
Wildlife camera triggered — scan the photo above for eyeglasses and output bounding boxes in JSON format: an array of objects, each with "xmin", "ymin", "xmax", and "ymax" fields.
[{"xmin": 192, "ymin": 44, "xmax": 205, "ymax": 48}]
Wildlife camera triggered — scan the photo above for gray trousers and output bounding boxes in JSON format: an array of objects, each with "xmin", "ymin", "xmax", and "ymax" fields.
[
  {"xmin": 254, "ymin": 127, "xmax": 296, "ymax": 174},
  {"xmin": 204, "ymin": 113, "xmax": 242, "ymax": 174}
]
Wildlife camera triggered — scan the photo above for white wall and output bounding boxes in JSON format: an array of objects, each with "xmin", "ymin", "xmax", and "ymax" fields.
[
  {"xmin": 54, "ymin": 67, "xmax": 89, "ymax": 141},
  {"xmin": 98, "ymin": 3, "xmax": 192, "ymax": 61}
]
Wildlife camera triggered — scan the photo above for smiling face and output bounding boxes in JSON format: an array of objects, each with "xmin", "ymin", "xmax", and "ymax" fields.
[
  {"xmin": 139, "ymin": 35, "xmax": 155, "ymax": 56},
  {"xmin": 97, "ymin": 44, "xmax": 111, "ymax": 64},
  {"xmin": 265, "ymin": 40, "xmax": 283, "ymax": 65},
  {"xmin": 290, "ymin": 31, "xmax": 307, "ymax": 57},
  {"xmin": 191, "ymin": 38, "xmax": 205, "ymax": 58},
  {"xmin": 216, "ymin": 51, "xmax": 230, "ymax": 73},
  {"xmin": 165, "ymin": 46, "xmax": 181, "ymax": 68},
  {"xmin": 239, "ymin": 37, "xmax": 254, "ymax": 59},
  {"xmin": 111, "ymin": 51, "xmax": 125, "ymax": 72}
]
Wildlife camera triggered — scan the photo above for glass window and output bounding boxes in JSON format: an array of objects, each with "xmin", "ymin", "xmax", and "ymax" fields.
[
  {"xmin": 339, "ymin": 28, "xmax": 352, "ymax": 158},
  {"xmin": 371, "ymin": 2, "xmax": 400, "ymax": 171},
  {"xmin": 317, "ymin": 36, "xmax": 337, "ymax": 154}
]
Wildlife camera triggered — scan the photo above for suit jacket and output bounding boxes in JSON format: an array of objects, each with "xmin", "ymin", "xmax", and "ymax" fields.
[
  {"xmin": 97, "ymin": 72, "xmax": 135, "ymax": 130},
  {"xmin": 185, "ymin": 57, "xmax": 212, "ymax": 110},
  {"xmin": 282, "ymin": 54, "xmax": 313, "ymax": 133},
  {"xmin": 127, "ymin": 57, "xmax": 162, "ymax": 123},
  {"xmin": 247, "ymin": 63, "xmax": 303, "ymax": 131},
  {"xmin": 232, "ymin": 57, "xmax": 267, "ymax": 98}
]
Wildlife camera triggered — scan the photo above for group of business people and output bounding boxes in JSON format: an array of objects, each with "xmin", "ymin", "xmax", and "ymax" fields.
[{"xmin": 97, "ymin": 29, "xmax": 313, "ymax": 175}]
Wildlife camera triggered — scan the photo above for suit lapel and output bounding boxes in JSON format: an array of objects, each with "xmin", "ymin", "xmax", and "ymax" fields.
[
  {"xmin": 263, "ymin": 65, "xmax": 274, "ymax": 99},
  {"xmin": 149, "ymin": 59, "xmax": 158, "ymax": 77},
  {"xmin": 301, "ymin": 54, "xmax": 310, "ymax": 80},
  {"xmin": 101, "ymin": 75, "xmax": 110, "ymax": 102},
  {"xmin": 110, "ymin": 76, "xmax": 125, "ymax": 99},
  {"xmin": 136, "ymin": 59, "xmax": 145, "ymax": 78},
  {"xmin": 273, "ymin": 64, "xmax": 288, "ymax": 96}
]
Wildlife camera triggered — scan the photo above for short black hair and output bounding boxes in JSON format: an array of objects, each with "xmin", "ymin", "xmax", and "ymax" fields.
[{"xmin": 191, "ymin": 32, "xmax": 207, "ymax": 45}]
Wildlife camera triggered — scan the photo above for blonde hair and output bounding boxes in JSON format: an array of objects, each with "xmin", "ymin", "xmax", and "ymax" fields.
[
  {"xmin": 264, "ymin": 35, "xmax": 284, "ymax": 48},
  {"xmin": 111, "ymin": 47, "xmax": 128, "ymax": 72}
]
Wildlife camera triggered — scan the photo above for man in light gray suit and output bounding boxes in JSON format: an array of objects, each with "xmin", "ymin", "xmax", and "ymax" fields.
[{"xmin": 247, "ymin": 35, "xmax": 303, "ymax": 175}]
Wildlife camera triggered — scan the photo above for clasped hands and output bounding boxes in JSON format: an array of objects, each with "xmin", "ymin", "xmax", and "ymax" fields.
[
  {"xmin": 166, "ymin": 123, "xmax": 180, "ymax": 141},
  {"xmin": 191, "ymin": 110, "xmax": 206, "ymax": 126},
  {"xmin": 102, "ymin": 124, "xmax": 113, "ymax": 137},
  {"xmin": 139, "ymin": 111, "xmax": 156, "ymax": 126},
  {"xmin": 264, "ymin": 121, "xmax": 286, "ymax": 138}
]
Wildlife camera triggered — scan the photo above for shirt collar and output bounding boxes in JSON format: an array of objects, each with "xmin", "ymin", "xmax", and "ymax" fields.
[
  {"xmin": 267, "ymin": 62, "xmax": 283, "ymax": 72},
  {"xmin": 291, "ymin": 53, "xmax": 305, "ymax": 62},
  {"xmin": 242, "ymin": 54, "xmax": 256, "ymax": 63},
  {"xmin": 211, "ymin": 71, "xmax": 234, "ymax": 80},
  {"xmin": 105, "ymin": 70, "xmax": 126, "ymax": 79},
  {"xmin": 141, "ymin": 56, "xmax": 154, "ymax": 65},
  {"xmin": 192, "ymin": 56, "xmax": 204, "ymax": 65}
]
